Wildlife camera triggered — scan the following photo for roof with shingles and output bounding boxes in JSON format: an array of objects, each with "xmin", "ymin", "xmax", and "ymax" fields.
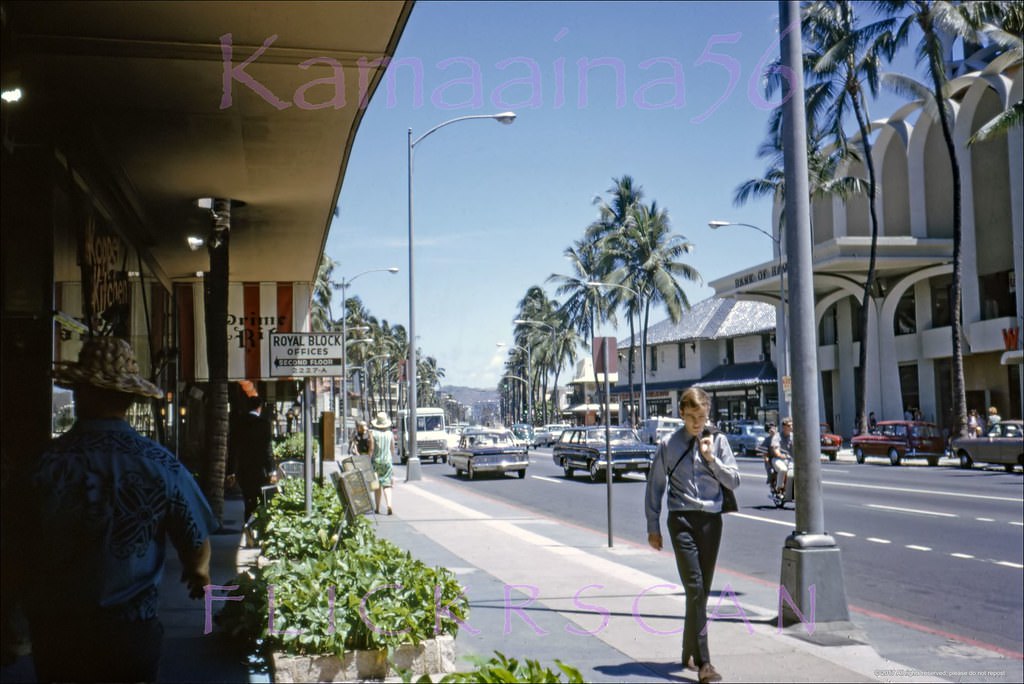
[{"xmin": 617, "ymin": 297, "xmax": 775, "ymax": 348}]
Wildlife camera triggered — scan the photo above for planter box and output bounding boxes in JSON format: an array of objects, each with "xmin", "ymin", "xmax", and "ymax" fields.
[{"xmin": 271, "ymin": 634, "xmax": 455, "ymax": 682}]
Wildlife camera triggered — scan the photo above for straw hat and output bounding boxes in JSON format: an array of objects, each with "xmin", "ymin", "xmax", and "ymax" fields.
[
  {"xmin": 54, "ymin": 337, "xmax": 163, "ymax": 399},
  {"xmin": 371, "ymin": 411, "xmax": 392, "ymax": 430}
]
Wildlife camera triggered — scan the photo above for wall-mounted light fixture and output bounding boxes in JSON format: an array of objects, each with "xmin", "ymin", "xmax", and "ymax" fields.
[{"xmin": 186, "ymin": 236, "xmax": 205, "ymax": 251}]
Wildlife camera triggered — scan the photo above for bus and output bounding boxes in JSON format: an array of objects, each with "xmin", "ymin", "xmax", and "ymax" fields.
[{"xmin": 397, "ymin": 407, "xmax": 448, "ymax": 464}]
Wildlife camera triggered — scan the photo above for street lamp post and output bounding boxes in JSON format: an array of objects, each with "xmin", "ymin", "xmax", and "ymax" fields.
[
  {"xmin": 497, "ymin": 342, "xmax": 532, "ymax": 425},
  {"xmin": 585, "ymin": 281, "xmax": 646, "ymax": 425},
  {"xmin": 407, "ymin": 111, "xmax": 516, "ymax": 481},
  {"xmin": 709, "ymin": 220, "xmax": 790, "ymax": 421},
  {"xmin": 501, "ymin": 374, "xmax": 529, "ymax": 424},
  {"xmin": 332, "ymin": 267, "xmax": 399, "ymax": 447}
]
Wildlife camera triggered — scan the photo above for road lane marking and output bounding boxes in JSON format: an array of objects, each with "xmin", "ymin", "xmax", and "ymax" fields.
[
  {"xmin": 822, "ymin": 480, "xmax": 1022, "ymax": 503},
  {"xmin": 730, "ymin": 512, "xmax": 795, "ymax": 527},
  {"xmin": 1011, "ymin": 521, "xmax": 1024, "ymax": 527},
  {"xmin": 975, "ymin": 517, "xmax": 995, "ymax": 522},
  {"xmin": 951, "ymin": 553, "xmax": 975, "ymax": 559},
  {"xmin": 866, "ymin": 537, "xmax": 891, "ymax": 544},
  {"xmin": 865, "ymin": 503, "xmax": 957, "ymax": 518},
  {"xmin": 531, "ymin": 475, "xmax": 564, "ymax": 484},
  {"xmin": 906, "ymin": 545, "xmax": 931, "ymax": 551},
  {"xmin": 996, "ymin": 561, "xmax": 1024, "ymax": 569},
  {"xmin": 835, "ymin": 531, "xmax": 856, "ymax": 537}
]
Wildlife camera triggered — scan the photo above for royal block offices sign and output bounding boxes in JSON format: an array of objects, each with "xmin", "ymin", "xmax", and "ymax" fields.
[{"xmin": 269, "ymin": 332, "xmax": 345, "ymax": 377}]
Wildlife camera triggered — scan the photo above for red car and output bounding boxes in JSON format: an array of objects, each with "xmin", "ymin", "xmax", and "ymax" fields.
[
  {"xmin": 851, "ymin": 420, "xmax": 945, "ymax": 466},
  {"xmin": 820, "ymin": 423, "xmax": 842, "ymax": 461}
]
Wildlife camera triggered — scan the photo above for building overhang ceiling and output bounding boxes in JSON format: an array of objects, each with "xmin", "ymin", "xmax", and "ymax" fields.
[{"xmin": 3, "ymin": 1, "xmax": 412, "ymax": 286}]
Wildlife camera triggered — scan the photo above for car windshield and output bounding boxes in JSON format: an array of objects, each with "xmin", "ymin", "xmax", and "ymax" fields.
[
  {"xmin": 746, "ymin": 426, "xmax": 765, "ymax": 436},
  {"xmin": 587, "ymin": 428, "xmax": 639, "ymax": 445},
  {"xmin": 464, "ymin": 431, "xmax": 514, "ymax": 447}
]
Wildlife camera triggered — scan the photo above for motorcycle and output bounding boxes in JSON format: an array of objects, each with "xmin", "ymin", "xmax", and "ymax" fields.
[{"xmin": 761, "ymin": 446, "xmax": 795, "ymax": 508}]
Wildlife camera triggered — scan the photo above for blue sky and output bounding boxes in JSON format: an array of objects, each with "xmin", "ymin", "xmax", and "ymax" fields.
[{"xmin": 325, "ymin": 1, "xmax": 906, "ymax": 389}]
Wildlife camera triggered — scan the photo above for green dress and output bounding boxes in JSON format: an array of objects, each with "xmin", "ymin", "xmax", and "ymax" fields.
[{"xmin": 371, "ymin": 428, "xmax": 394, "ymax": 486}]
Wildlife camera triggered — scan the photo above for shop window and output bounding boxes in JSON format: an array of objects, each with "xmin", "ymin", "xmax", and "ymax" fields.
[
  {"xmin": 979, "ymin": 269, "xmax": 1014, "ymax": 320},
  {"xmin": 894, "ymin": 289, "xmax": 916, "ymax": 335},
  {"xmin": 762, "ymin": 334, "xmax": 772, "ymax": 360},
  {"xmin": 931, "ymin": 276, "xmax": 952, "ymax": 328},
  {"xmin": 899, "ymin": 364, "xmax": 919, "ymax": 416},
  {"xmin": 677, "ymin": 342, "xmax": 686, "ymax": 369},
  {"xmin": 725, "ymin": 338, "xmax": 734, "ymax": 365}
]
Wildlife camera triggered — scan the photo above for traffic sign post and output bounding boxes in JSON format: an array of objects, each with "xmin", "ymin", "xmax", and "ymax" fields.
[{"xmin": 269, "ymin": 332, "xmax": 346, "ymax": 377}]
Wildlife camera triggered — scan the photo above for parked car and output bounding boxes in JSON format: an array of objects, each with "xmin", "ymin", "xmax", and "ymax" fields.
[
  {"xmin": 726, "ymin": 423, "xmax": 767, "ymax": 456},
  {"xmin": 950, "ymin": 419, "xmax": 1023, "ymax": 472},
  {"xmin": 820, "ymin": 423, "xmax": 842, "ymax": 461},
  {"xmin": 552, "ymin": 426, "xmax": 656, "ymax": 482},
  {"xmin": 510, "ymin": 423, "xmax": 535, "ymax": 451},
  {"xmin": 449, "ymin": 427, "xmax": 529, "ymax": 480},
  {"xmin": 534, "ymin": 423, "xmax": 571, "ymax": 447},
  {"xmin": 850, "ymin": 420, "xmax": 945, "ymax": 466},
  {"xmin": 444, "ymin": 425, "xmax": 464, "ymax": 450},
  {"xmin": 638, "ymin": 416, "xmax": 684, "ymax": 444}
]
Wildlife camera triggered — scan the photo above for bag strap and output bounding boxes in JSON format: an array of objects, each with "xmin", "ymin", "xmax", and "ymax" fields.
[{"xmin": 666, "ymin": 435, "xmax": 697, "ymax": 492}]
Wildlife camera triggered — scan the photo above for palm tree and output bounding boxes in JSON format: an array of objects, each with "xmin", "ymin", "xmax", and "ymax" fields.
[
  {"xmin": 310, "ymin": 254, "xmax": 336, "ymax": 333},
  {"xmin": 599, "ymin": 200, "xmax": 702, "ymax": 422},
  {"xmin": 803, "ymin": 0, "xmax": 899, "ymax": 435},
  {"xmin": 969, "ymin": 5, "xmax": 1023, "ymax": 144},
  {"xmin": 585, "ymin": 176, "xmax": 646, "ymax": 423},
  {"xmin": 879, "ymin": 0, "xmax": 997, "ymax": 437}
]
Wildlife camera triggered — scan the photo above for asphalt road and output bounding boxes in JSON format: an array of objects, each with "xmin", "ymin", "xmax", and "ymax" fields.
[{"xmin": 418, "ymin": 446, "xmax": 1024, "ymax": 665}]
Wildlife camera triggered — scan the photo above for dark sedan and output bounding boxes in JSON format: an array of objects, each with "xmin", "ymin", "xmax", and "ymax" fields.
[
  {"xmin": 449, "ymin": 428, "xmax": 529, "ymax": 480},
  {"xmin": 552, "ymin": 426, "xmax": 656, "ymax": 482}
]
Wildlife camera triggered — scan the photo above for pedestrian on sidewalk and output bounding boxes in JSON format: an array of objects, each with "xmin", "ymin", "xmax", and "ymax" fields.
[
  {"xmin": 370, "ymin": 411, "xmax": 395, "ymax": 515},
  {"xmin": 228, "ymin": 393, "xmax": 278, "ymax": 523},
  {"xmin": 645, "ymin": 387, "xmax": 740, "ymax": 684},
  {"xmin": 350, "ymin": 419, "xmax": 375, "ymax": 457},
  {"xmin": 11, "ymin": 336, "xmax": 216, "ymax": 683}
]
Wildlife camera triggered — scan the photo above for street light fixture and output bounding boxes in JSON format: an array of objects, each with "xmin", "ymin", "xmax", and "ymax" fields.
[
  {"xmin": 497, "ymin": 342, "xmax": 532, "ymax": 424},
  {"xmin": 332, "ymin": 268, "xmax": 399, "ymax": 445},
  {"xmin": 709, "ymin": 220, "xmax": 790, "ymax": 420},
  {"xmin": 584, "ymin": 280, "xmax": 648, "ymax": 424},
  {"xmin": 407, "ymin": 111, "xmax": 516, "ymax": 481}
]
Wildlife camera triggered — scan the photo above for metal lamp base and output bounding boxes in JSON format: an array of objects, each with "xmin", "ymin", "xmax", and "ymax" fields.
[{"xmin": 405, "ymin": 456, "xmax": 423, "ymax": 481}]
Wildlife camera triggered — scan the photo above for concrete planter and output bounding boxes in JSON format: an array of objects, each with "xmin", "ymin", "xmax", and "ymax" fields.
[{"xmin": 271, "ymin": 634, "xmax": 455, "ymax": 682}]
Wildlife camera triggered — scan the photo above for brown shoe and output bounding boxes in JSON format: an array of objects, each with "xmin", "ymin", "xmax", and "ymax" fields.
[{"xmin": 698, "ymin": 663, "xmax": 722, "ymax": 683}]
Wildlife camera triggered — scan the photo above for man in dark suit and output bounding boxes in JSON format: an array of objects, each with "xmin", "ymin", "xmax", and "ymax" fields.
[{"xmin": 228, "ymin": 394, "xmax": 278, "ymax": 522}]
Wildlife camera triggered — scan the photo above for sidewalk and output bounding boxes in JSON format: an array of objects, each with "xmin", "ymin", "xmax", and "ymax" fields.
[{"xmin": 369, "ymin": 465, "xmax": 938, "ymax": 684}]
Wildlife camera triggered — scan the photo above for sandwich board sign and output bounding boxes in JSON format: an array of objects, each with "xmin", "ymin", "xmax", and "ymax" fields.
[{"xmin": 269, "ymin": 332, "xmax": 345, "ymax": 377}]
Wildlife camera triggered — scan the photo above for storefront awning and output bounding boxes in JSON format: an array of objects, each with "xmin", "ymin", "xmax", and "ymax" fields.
[{"xmin": 694, "ymin": 361, "xmax": 777, "ymax": 391}]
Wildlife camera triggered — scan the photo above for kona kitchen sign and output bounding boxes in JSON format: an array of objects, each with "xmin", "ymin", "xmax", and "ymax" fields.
[{"xmin": 269, "ymin": 332, "xmax": 345, "ymax": 377}]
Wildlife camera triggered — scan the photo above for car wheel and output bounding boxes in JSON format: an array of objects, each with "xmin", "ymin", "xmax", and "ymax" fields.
[
  {"xmin": 454, "ymin": 467, "xmax": 463, "ymax": 478},
  {"xmin": 854, "ymin": 447, "xmax": 865, "ymax": 464},
  {"xmin": 888, "ymin": 448, "xmax": 901, "ymax": 466},
  {"xmin": 927, "ymin": 457, "xmax": 939, "ymax": 467},
  {"xmin": 467, "ymin": 463, "xmax": 475, "ymax": 480},
  {"xmin": 562, "ymin": 461, "xmax": 574, "ymax": 479},
  {"xmin": 958, "ymin": 450, "xmax": 973, "ymax": 470},
  {"xmin": 828, "ymin": 451, "xmax": 837, "ymax": 462},
  {"xmin": 517, "ymin": 469, "xmax": 527, "ymax": 479},
  {"xmin": 1004, "ymin": 464, "xmax": 1015, "ymax": 473},
  {"xmin": 433, "ymin": 455, "xmax": 439, "ymax": 464},
  {"xmin": 589, "ymin": 461, "xmax": 603, "ymax": 483}
]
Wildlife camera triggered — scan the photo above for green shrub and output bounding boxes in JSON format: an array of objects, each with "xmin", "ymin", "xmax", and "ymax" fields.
[
  {"xmin": 219, "ymin": 478, "xmax": 470, "ymax": 656},
  {"xmin": 255, "ymin": 478, "xmax": 345, "ymax": 561},
  {"xmin": 425, "ymin": 652, "xmax": 583, "ymax": 683},
  {"xmin": 273, "ymin": 432, "xmax": 317, "ymax": 461}
]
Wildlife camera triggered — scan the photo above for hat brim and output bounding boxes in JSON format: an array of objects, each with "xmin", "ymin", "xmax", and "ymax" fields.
[
  {"xmin": 54, "ymin": 364, "xmax": 163, "ymax": 399},
  {"xmin": 371, "ymin": 419, "xmax": 392, "ymax": 429}
]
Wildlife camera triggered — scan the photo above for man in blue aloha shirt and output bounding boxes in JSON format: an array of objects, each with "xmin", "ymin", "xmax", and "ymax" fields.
[{"xmin": 13, "ymin": 337, "xmax": 216, "ymax": 683}]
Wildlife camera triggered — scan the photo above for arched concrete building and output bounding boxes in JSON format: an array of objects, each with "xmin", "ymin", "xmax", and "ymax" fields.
[{"xmin": 711, "ymin": 48, "xmax": 1022, "ymax": 439}]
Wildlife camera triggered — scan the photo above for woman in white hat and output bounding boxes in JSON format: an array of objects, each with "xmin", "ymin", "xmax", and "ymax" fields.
[{"xmin": 370, "ymin": 411, "xmax": 395, "ymax": 514}]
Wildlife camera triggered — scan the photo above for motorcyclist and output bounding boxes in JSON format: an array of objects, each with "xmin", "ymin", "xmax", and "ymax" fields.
[{"xmin": 767, "ymin": 418, "xmax": 794, "ymax": 498}]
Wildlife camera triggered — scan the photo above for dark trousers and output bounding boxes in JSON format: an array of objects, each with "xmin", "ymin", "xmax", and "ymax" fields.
[
  {"xmin": 30, "ymin": 614, "xmax": 163, "ymax": 683},
  {"xmin": 667, "ymin": 510, "xmax": 723, "ymax": 667}
]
